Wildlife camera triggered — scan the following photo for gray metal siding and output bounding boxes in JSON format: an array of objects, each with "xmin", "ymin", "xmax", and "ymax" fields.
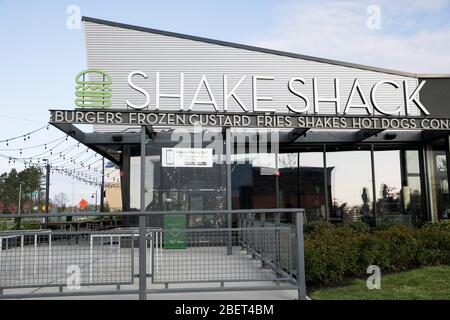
[{"xmin": 83, "ymin": 21, "xmax": 420, "ymax": 132}]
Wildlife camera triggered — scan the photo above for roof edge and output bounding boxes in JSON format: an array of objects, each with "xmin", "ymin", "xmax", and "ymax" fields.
[
  {"xmin": 81, "ymin": 16, "xmax": 448, "ymax": 79},
  {"xmin": 419, "ymin": 74, "xmax": 450, "ymax": 79}
]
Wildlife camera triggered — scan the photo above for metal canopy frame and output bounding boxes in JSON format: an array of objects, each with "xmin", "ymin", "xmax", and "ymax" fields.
[
  {"xmin": 353, "ymin": 129, "xmax": 385, "ymax": 142},
  {"xmin": 288, "ymin": 128, "xmax": 309, "ymax": 143},
  {"xmin": 51, "ymin": 122, "xmax": 449, "ymax": 150},
  {"xmin": 51, "ymin": 123, "xmax": 140, "ymax": 165}
]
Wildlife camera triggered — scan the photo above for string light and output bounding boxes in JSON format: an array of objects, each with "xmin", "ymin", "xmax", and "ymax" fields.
[
  {"xmin": 0, "ymin": 124, "xmax": 50, "ymax": 144},
  {"xmin": 0, "ymin": 125, "xmax": 108, "ymax": 188}
]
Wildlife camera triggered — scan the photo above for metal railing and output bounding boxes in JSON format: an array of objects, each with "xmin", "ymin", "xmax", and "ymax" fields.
[
  {"xmin": 0, "ymin": 209, "xmax": 306, "ymax": 300},
  {"xmin": 150, "ymin": 226, "xmax": 293, "ymax": 284},
  {"xmin": 0, "ymin": 230, "xmax": 134, "ymax": 289}
]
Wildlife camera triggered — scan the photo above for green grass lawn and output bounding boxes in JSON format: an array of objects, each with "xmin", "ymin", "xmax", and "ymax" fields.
[{"xmin": 311, "ymin": 265, "xmax": 450, "ymax": 300}]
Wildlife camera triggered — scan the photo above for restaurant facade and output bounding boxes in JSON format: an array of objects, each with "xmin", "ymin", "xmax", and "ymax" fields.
[{"xmin": 51, "ymin": 17, "xmax": 450, "ymax": 228}]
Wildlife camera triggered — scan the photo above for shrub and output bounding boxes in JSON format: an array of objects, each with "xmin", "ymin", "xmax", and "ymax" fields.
[
  {"xmin": 347, "ymin": 221, "xmax": 371, "ymax": 233},
  {"xmin": 304, "ymin": 227, "xmax": 362, "ymax": 284},
  {"xmin": 303, "ymin": 220, "xmax": 334, "ymax": 235},
  {"xmin": 304, "ymin": 221, "xmax": 450, "ymax": 286}
]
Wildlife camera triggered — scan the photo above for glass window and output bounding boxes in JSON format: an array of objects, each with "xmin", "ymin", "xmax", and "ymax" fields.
[
  {"xmin": 374, "ymin": 150, "xmax": 403, "ymax": 222},
  {"xmin": 278, "ymin": 153, "xmax": 299, "ymax": 223},
  {"xmin": 129, "ymin": 130, "xmax": 227, "ymax": 228},
  {"xmin": 299, "ymin": 151, "xmax": 326, "ymax": 222},
  {"xmin": 374, "ymin": 149, "xmax": 423, "ymax": 226},
  {"xmin": 427, "ymin": 138, "xmax": 450, "ymax": 221},
  {"xmin": 326, "ymin": 149, "xmax": 373, "ymax": 223},
  {"xmin": 404, "ymin": 150, "xmax": 423, "ymax": 225},
  {"xmin": 232, "ymin": 152, "xmax": 277, "ymax": 210}
]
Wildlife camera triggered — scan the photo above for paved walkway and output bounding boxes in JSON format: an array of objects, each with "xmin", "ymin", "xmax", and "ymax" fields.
[{"xmin": 1, "ymin": 243, "xmax": 299, "ymax": 300}]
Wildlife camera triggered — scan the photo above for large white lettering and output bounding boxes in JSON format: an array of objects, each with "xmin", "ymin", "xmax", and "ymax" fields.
[
  {"xmin": 189, "ymin": 74, "xmax": 219, "ymax": 111},
  {"xmin": 156, "ymin": 71, "xmax": 184, "ymax": 110},
  {"xmin": 252, "ymin": 75, "xmax": 275, "ymax": 112},
  {"xmin": 287, "ymin": 77, "xmax": 310, "ymax": 113},
  {"xmin": 313, "ymin": 78, "xmax": 340, "ymax": 114},
  {"xmin": 126, "ymin": 71, "xmax": 150, "ymax": 110}
]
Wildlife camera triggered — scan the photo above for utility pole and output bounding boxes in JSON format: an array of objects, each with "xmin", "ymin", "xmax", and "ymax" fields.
[
  {"xmin": 18, "ymin": 183, "xmax": 22, "ymax": 214},
  {"xmin": 45, "ymin": 160, "xmax": 50, "ymax": 213},
  {"xmin": 100, "ymin": 157, "xmax": 105, "ymax": 212},
  {"xmin": 72, "ymin": 180, "xmax": 75, "ymax": 211},
  {"xmin": 92, "ymin": 191, "xmax": 98, "ymax": 212}
]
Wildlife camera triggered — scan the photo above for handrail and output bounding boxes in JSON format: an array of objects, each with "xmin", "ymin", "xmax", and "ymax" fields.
[{"xmin": 0, "ymin": 208, "xmax": 304, "ymax": 219}]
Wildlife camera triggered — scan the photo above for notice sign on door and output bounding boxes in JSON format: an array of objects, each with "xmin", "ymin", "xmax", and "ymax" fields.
[{"xmin": 162, "ymin": 148, "xmax": 213, "ymax": 168}]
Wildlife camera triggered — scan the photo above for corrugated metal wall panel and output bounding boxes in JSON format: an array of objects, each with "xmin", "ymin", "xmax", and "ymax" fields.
[{"xmin": 83, "ymin": 21, "xmax": 421, "ymax": 133}]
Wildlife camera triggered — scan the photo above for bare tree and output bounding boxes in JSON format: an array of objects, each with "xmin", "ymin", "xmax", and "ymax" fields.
[{"xmin": 53, "ymin": 192, "xmax": 68, "ymax": 211}]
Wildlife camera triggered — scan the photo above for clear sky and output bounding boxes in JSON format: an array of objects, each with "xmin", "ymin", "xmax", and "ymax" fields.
[{"xmin": 0, "ymin": 0, "xmax": 449, "ymax": 207}]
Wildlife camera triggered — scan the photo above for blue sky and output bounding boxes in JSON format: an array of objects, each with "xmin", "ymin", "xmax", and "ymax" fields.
[{"xmin": 0, "ymin": 0, "xmax": 449, "ymax": 206}]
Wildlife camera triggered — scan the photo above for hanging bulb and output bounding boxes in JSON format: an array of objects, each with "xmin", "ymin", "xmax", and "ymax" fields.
[
  {"xmin": 27, "ymin": 135, "xmax": 30, "ymax": 140},
  {"xmin": 23, "ymin": 136, "xmax": 26, "ymax": 141},
  {"xmin": 45, "ymin": 144, "xmax": 47, "ymax": 149},
  {"xmin": 66, "ymin": 135, "xmax": 68, "ymax": 141},
  {"xmin": 46, "ymin": 126, "xmax": 49, "ymax": 130},
  {"xmin": 20, "ymin": 149, "xmax": 22, "ymax": 154},
  {"xmin": 6, "ymin": 140, "xmax": 9, "ymax": 146}
]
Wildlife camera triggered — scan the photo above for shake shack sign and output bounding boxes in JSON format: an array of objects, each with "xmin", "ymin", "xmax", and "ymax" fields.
[
  {"xmin": 50, "ymin": 109, "xmax": 450, "ymax": 131},
  {"xmin": 50, "ymin": 70, "xmax": 450, "ymax": 130}
]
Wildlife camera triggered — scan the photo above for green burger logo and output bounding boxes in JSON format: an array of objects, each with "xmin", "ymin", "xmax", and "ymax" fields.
[{"xmin": 75, "ymin": 69, "xmax": 112, "ymax": 108}]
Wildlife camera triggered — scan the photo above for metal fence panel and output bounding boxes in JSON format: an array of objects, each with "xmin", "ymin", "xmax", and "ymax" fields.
[
  {"xmin": 151, "ymin": 227, "xmax": 293, "ymax": 284},
  {"xmin": 0, "ymin": 230, "xmax": 134, "ymax": 289}
]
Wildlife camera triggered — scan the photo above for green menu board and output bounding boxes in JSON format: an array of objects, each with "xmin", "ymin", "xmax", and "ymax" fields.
[{"xmin": 163, "ymin": 214, "xmax": 187, "ymax": 249}]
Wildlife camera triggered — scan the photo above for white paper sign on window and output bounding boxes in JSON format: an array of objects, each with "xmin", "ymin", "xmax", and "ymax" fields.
[{"xmin": 162, "ymin": 148, "xmax": 213, "ymax": 168}]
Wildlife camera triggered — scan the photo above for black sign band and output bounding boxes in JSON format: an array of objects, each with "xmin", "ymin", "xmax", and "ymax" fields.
[{"xmin": 50, "ymin": 109, "xmax": 450, "ymax": 131}]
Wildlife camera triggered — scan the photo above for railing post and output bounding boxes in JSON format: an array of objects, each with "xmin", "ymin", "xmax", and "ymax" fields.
[
  {"xmin": 237, "ymin": 215, "xmax": 243, "ymax": 249},
  {"xmin": 0, "ymin": 237, "xmax": 2, "ymax": 273},
  {"xmin": 226, "ymin": 127, "xmax": 232, "ymax": 255},
  {"xmin": 139, "ymin": 126, "xmax": 147, "ymax": 300},
  {"xmin": 251, "ymin": 213, "xmax": 256, "ymax": 259},
  {"xmin": 260, "ymin": 212, "xmax": 266, "ymax": 267},
  {"xmin": 296, "ymin": 210, "xmax": 307, "ymax": 300},
  {"xmin": 275, "ymin": 211, "xmax": 281, "ymax": 274}
]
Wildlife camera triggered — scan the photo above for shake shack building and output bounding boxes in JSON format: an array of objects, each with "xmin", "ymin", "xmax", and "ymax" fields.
[{"xmin": 51, "ymin": 17, "xmax": 450, "ymax": 227}]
